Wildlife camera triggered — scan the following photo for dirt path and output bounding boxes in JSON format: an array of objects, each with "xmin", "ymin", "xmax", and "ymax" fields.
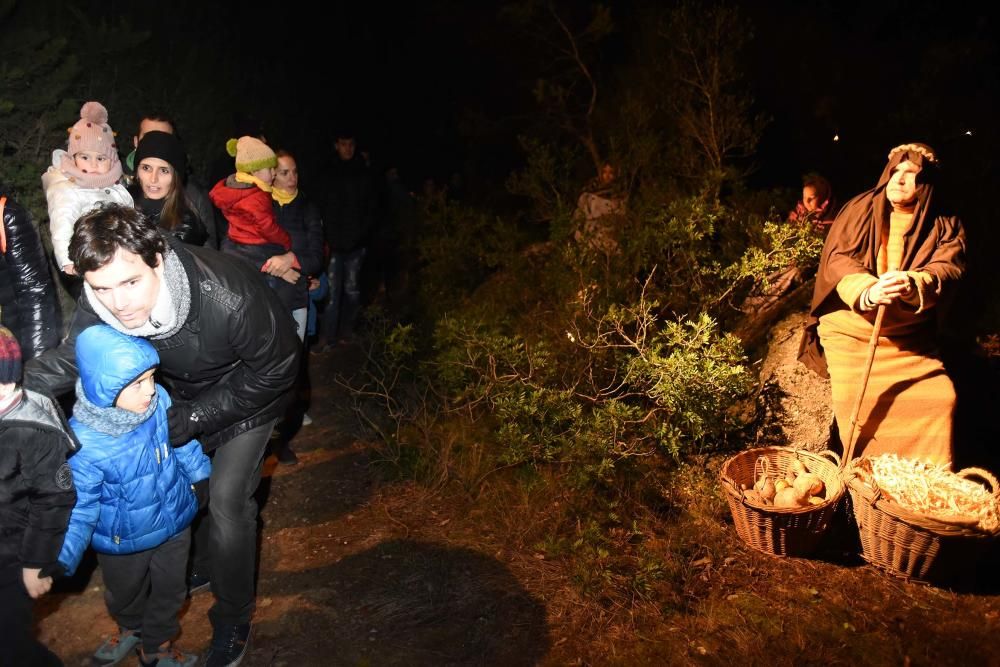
[{"xmin": 35, "ymin": 347, "xmax": 550, "ymax": 667}]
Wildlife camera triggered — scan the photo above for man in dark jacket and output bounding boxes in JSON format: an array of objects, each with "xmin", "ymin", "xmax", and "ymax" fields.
[
  {"xmin": 315, "ymin": 130, "xmax": 376, "ymax": 350},
  {"xmin": 0, "ymin": 192, "xmax": 62, "ymax": 360},
  {"xmin": 25, "ymin": 204, "xmax": 299, "ymax": 667}
]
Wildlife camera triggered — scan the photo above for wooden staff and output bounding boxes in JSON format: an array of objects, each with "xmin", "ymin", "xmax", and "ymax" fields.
[{"xmin": 842, "ymin": 303, "xmax": 886, "ymax": 466}]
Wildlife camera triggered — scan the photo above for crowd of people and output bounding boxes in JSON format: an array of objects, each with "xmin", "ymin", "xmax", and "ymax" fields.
[
  {"xmin": 0, "ymin": 101, "xmax": 420, "ymax": 667},
  {"xmin": 0, "ymin": 99, "xmax": 966, "ymax": 667}
]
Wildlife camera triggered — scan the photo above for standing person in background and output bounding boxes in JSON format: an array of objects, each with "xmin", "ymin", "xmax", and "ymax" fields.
[
  {"xmin": 42, "ymin": 101, "xmax": 133, "ymax": 277},
  {"xmin": 800, "ymin": 143, "xmax": 965, "ymax": 466},
  {"xmin": 0, "ymin": 190, "xmax": 62, "ymax": 360},
  {"xmin": 266, "ymin": 150, "xmax": 324, "ymax": 464},
  {"xmin": 124, "ymin": 112, "xmax": 221, "ymax": 249},
  {"xmin": 314, "ymin": 130, "xmax": 376, "ymax": 352},
  {"xmin": 130, "ymin": 131, "xmax": 209, "ymax": 246}
]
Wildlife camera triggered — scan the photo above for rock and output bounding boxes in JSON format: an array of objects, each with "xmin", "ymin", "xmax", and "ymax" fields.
[{"xmin": 758, "ymin": 309, "xmax": 835, "ymax": 452}]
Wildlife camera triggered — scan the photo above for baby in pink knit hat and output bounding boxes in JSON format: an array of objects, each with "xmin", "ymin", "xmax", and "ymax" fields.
[{"xmin": 42, "ymin": 101, "xmax": 133, "ymax": 275}]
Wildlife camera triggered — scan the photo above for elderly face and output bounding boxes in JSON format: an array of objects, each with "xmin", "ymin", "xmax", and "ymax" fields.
[{"xmin": 885, "ymin": 160, "xmax": 920, "ymax": 209}]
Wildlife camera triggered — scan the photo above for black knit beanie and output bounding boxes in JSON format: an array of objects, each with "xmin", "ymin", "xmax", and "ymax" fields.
[
  {"xmin": 135, "ymin": 131, "xmax": 187, "ymax": 178},
  {"xmin": 0, "ymin": 325, "xmax": 22, "ymax": 385}
]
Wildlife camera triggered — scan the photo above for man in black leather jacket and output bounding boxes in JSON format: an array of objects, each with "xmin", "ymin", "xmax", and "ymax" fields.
[
  {"xmin": 0, "ymin": 192, "xmax": 61, "ymax": 360},
  {"xmin": 25, "ymin": 203, "xmax": 299, "ymax": 667}
]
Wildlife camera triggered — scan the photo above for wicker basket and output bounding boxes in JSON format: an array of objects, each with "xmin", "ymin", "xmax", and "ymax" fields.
[
  {"xmin": 719, "ymin": 446, "xmax": 846, "ymax": 557},
  {"xmin": 845, "ymin": 462, "xmax": 1000, "ymax": 584}
]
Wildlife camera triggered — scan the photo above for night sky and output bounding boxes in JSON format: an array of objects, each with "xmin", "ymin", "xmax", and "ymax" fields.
[{"xmin": 4, "ymin": 1, "xmax": 998, "ymax": 205}]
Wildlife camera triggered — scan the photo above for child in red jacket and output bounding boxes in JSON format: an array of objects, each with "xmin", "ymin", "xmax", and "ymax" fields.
[{"xmin": 210, "ymin": 137, "xmax": 300, "ymax": 295}]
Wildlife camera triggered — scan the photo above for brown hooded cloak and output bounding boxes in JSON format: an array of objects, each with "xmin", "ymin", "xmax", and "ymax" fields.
[{"xmin": 798, "ymin": 143, "xmax": 966, "ymax": 465}]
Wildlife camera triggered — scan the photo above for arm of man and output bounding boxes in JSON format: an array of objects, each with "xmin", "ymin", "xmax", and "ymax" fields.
[
  {"xmin": 23, "ymin": 299, "xmax": 102, "ymax": 396},
  {"xmin": 177, "ymin": 283, "xmax": 300, "ymax": 438}
]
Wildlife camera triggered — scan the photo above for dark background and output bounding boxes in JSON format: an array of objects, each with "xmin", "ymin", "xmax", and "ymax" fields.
[{"xmin": 2, "ymin": 1, "xmax": 997, "ymax": 223}]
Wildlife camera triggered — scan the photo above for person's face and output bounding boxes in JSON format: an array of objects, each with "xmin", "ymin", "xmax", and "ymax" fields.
[
  {"xmin": 83, "ymin": 249, "xmax": 163, "ymax": 329},
  {"xmin": 802, "ymin": 185, "xmax": 821, "ymax": 212},
  {"xmin": 599, "ymin": 163, "xmax": 615, "ymax": 186},
  {"xmin": 274, "ymin": 156, "xmax": 298, "ymax": 191},
  {"xmin": 74, "ymin": 150, "xmax": 111, "ymax": 175},
  {"xmin": 116, "ymin": 368, "xmax": 156, "ymax": 413},
  {"xmin": 134, "ymin": 119, "xmax": 174, "ymax": 147},
  {"xmin": 137, "ymin": 158, "xmax": 174, "ymax": 200},
  {"xmin": 253, "ymin": 166, "xmax": 276, "ymax": 186},
  {"xmin": 335, "ymin": 138, "xmax": 356, "ymax": 161},
  {"xmin": 885, "ymin": 160, "xmax": 920, "ymax": 209}
]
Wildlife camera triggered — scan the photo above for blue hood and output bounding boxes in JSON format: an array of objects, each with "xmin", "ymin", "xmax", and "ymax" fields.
[{"xmin": 75, "ymin": 325, "xmax": 159, "ymax": 408}]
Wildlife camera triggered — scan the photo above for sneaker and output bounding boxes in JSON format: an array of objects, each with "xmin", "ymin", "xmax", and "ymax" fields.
[
  {"xmin": 276, "ymin": 445, "xmax": 299, "ymax": 466},
  {"xmin": 91, "ymin": 627, "xmax": 141, "ymax": 666},
  {"xmin": 204, "ymin": 622, "xmax": 252, "ymax": 667},
  {"xmin": 187, "ymin": 571, "xmax": 211, "ymax": 596},
  {"xmin": 138, "ymin": 643, "xmax": 197, "ymax": 667},
  {"xmin": 301, "ymin": 412, "xmax": 313, "ymax": 426}
]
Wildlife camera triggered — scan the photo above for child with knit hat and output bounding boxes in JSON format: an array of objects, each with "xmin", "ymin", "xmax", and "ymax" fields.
[
  {"xmin": 42, "ymin": 101, "xmax": 134, "ymax": 275},
  {"xmin": 0, "ymin": 325, "xmax": 77, "ymax": 666},
  {"xmin": 210, "ymin": 136, "xmax": 301, "ymax": 296}
]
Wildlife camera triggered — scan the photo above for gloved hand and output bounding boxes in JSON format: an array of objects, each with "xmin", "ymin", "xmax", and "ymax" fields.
[
  {"xmin": 193, "ymin": 479, "xmax": 210, "ymax": 509},
  {"xmin": 167, "ymin": 402, "xmax": 203, "ymax": 447},
  {"xmin": 38, "ymin": 562, "xmax": 66, "ymax": 579}
]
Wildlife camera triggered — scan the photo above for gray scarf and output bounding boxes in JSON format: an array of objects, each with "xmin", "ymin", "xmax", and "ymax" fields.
[
  {"xmin": 84, "ymin": 247, "xmax": 192, "ymax": 340},
  {"xmin": 73, "ymin": 379, "xmax": 158, "ymax": 437}
]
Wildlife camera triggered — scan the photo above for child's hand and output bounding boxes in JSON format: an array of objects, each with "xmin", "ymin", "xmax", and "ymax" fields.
[
  {"xmin": 62, "ymin": 263, "xmax": 76, "ymax": 276},
  {"xmin": 22, "ymin": 568, "xmax": 53, "ymax": 598},
  {"xmin": 308, "ymin": 277, "xmax": 321, "ymax": 291}
]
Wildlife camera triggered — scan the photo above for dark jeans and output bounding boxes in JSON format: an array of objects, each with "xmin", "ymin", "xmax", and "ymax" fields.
[
  {"xmin": 191, "ymin": 419, "xmax": 276, "ymax": 628},
  {"xmin": 0, "ymin": 569, "xmax": 63, "ymax": 666},
  {"xmin": 323, "ymin": 247, "xmax": 366, "ymax": 341},
  {"xmin": 97, "ymin": 528, "xmax": 191, "ymax": 654}
]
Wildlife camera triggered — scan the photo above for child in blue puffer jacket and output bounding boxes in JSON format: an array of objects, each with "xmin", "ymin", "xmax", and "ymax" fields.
[{"xmin": 56, "ymin": 325, "xmax": 210, "ymax": 667}]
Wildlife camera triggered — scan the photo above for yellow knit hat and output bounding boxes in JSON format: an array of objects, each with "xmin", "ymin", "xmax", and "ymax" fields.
[{"xmin": 226, "ymin": 136, "xmax": 277, "ymax": 173}]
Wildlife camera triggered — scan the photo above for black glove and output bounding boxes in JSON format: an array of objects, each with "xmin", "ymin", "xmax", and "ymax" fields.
[
  {"xmin": 193, "ymin": 479, "xmax": 210, "ymax": 509},
  {"xmin": 39, "ymin": 562, "xmax": 66, "ymax": 579},
  {"xmin": 167, "ymin": 402, "xmax": 203, "ymax": 447}
]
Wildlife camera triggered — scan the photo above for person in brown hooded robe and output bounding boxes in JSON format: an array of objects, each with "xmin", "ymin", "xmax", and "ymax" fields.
[{"xmin": 799, "ymin": 142, "xmax": 965, "ymax": 466}]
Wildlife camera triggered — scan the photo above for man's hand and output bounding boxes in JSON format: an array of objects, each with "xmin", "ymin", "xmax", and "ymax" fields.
[
  {"xmin": 862, "ymin": 271, "xmax": 912, "ymax": 310},
  {"xmin": 167, "ymin": 402, "xmax": 202, "ymax": 446},
  {"xmin": 22, "ymin": 568, "xmax": 52, "ymax": 599}
]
